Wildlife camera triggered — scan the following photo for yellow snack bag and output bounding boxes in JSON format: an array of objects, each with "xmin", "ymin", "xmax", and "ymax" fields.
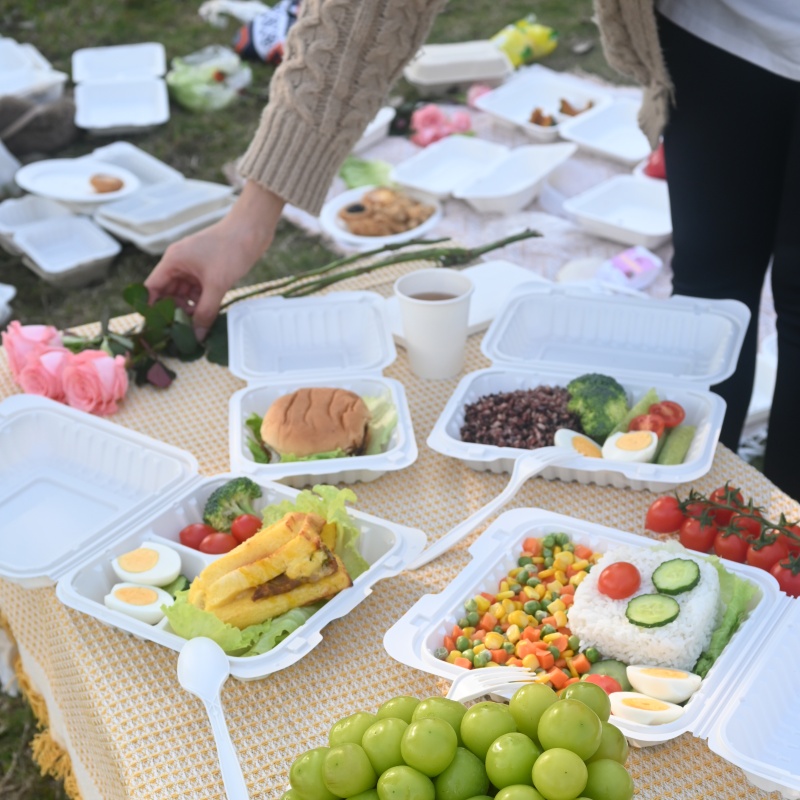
[{"xmin": 492, "ymin": 15, "xmax": 558, "ymax": 67}]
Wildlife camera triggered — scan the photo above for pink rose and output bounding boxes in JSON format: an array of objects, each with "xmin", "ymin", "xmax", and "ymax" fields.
[
  {"xmin": 62, "ymin": 350, "xmax": 129, "ymax": 416},
  {"xmin": 411, "ymin": 103, "xmax": 447, "ymax": 132},
  {"xmin": 410, "ymin": 126, "xmax": 443, "ymax": 147},
  {"xmin": 467, "ymin": 83, "xmax": 492, "ymax": 109},
  {"xmin": 450, "ymin": 111, "xmax": 472, "ymax": 133},
  {"xmin": 18, "ymin": 347, "xmax": 71, "ymax": 402},
  {"xmin": 1, "ymin": 321, "xmax": 63, "ymax": 382}
]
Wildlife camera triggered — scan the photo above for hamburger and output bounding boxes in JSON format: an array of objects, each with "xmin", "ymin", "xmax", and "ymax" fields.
[{"xmin": 260, "ymin": 387, "xmax": 371, "ymax": 460}]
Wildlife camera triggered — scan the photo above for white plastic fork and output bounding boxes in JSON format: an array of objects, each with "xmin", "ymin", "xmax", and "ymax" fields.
[
  {"xmin": 446, "ymin": 666, "xmax": 537, "ymax": 704},
  {"xmin": 408, "ymin": 448, "xmax": 580, "ymax": 570}
]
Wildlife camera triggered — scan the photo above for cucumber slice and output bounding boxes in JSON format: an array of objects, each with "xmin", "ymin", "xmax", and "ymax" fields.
[
  {"xmin": 652, "ymin": 558, "xmax": 701, "ymax": 595},
  {"xmin": 625, "ymin": 594, "xmax": 680, "ymax": 628}
]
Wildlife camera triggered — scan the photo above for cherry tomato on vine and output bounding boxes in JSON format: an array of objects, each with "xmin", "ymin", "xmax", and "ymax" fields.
[
  {"xmin": 629, "ymin": 413, "xmax": 666, "ymax": 439},
  {"xmin": 781, "ymin": 525, "xmax": 800, "ymax": 555},
  {"xmin": 729, "ymin": 512, "xmax": 763, "ymax": 541},
  {"xmin": 645, "ymin": 496, "xmax": 685, "ymax": 533},
  {"xmin": 179, "ymin": 523, "xmax": 218, "ymax": 550},
  {"xmin": 597, "ymin": 562, "xmax": 641, "ymax": 599},
  {"xmin": 679, "ymin": 517, "xmax": 717, "ymax": 553},
  {"xmin": 684, "ymin": 501, "xmax": 711, "ymax": 520},
  {"xmin": 709, "ymin": 486, "xmax": 744, "ymax": 525},
  {"xmin": 770, "ymin": 558, "xmax": 800, "ymax": 597},
  {"xmin": 648, "ymin": 401, "xmax": 685, "ymax": 428},
  {"xmin": 231, "ymin": 514, "xmax": 262, "ymax": 543},
  {"xmin": 746, "ymin": 538, "xmax": 789, "ymax": 571},
  {"xmin": 199, "ymin": 532, "xmax": 238, "ymax": 554},
  {"xmin": 713, "ymin": 530, "xmax": 749, "ymax": 562}
]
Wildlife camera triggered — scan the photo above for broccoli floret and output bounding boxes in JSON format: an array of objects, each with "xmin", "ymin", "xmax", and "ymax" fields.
[
  {"xmin": 202, "ymin": 477, "xmax": 263, "ymax": 532},
  {"xmin": 566, "ymin": 373, "xmax": 629, "ymax": 441}
]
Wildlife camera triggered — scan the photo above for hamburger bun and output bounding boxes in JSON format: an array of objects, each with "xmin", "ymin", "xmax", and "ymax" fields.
[{"xmin": 261, "ymin": 387, "xmax": 369, "ymax": 458}]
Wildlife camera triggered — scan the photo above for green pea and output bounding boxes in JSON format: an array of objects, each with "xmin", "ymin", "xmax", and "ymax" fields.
[
  {"xmin": 517, "ymin": 570, "xmax": 530, "ymax": 584},
  {"xmin": 434, "ymin": 647, "xmax": 448, "ymax": 660},
  {"xmin": 462, "ymin": 649, "xmax": 475, "ymax": 663},
  {"xmin": 518, "ymin": 556, "xmax": 533, "ymax": 567},
  {"xmin": 568, "ymin": 635, "xmax": 580, "ymax": 651},
  {"xmin": 502, "ymin": 642, "xmax": 516, "ymax": 654},
  {"xmin": 555, "ymin": 532, "xmax": 570, "ymax": 546},
  {"xmin": 510, "ymin": 584, "xmax": 522, "ymax": 594},
  {"xmin": 540, "ymin": 625, "xmax": 557, "ymax": 637},
  {"xmin": 548, "ymin": 645, "xmax": 560, "ymax": 660},
  {"xmin": 523, "ymin": 601, "xmax": 539, "ymax": 615},
  {"xmin": 494, "ymin": 626, "xmax": 504, "ymax": 634},
  {"xmin": 458, "ymin": 617, "xmax": 470, "ymax": 629},
  {"xmin": 456, "ymin": 636, "xmax": 470, "ymax": 652},
  {"xmin": 526, "ymin": 577, "xmax": 541, "ymax": 587},
  {"xmin": 464, "ymin": 598, "xmax": 478, "ymax": 612},
  {"xmin": 562, "ymin": 542, "xmax": 575, "ymax": 552},
  {"xmin": 466, "ymin": 611, "xmax": 480, "ymax": 627},
  {"xmin": 474, "ymin": 650, "xmax": 492, "ymax": 667},
  {"xmin": 584, "ymin": 647, "xmax": 600, "ymax": 663},
  {"xmin": 534, "ymin": 610, "xmax": 548, "ymax": 622},
  {"xmin": 543, "ymin": 535, "xmax": 556, "ymax": 548}
]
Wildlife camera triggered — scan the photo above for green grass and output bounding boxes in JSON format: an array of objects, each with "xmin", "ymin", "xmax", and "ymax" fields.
[{"xmin": 1, "ymin": 1, "xmax": 607, "ymax": 796}]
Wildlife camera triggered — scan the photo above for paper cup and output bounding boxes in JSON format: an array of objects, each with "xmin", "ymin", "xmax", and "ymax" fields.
[{"xmin": 394, "ymin": 268, "xmax": 474, "ymax": 379}]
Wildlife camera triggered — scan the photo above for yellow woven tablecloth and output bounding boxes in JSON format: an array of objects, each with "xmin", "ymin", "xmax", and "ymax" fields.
[{"xmin": 0, "ymin": 261, "xmax": 795, "ymax": 800}]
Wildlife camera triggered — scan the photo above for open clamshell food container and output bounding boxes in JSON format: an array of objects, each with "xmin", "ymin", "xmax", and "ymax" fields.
[
  {"xmin": 0, "ymin": 395, "xmax": 425, "ymax": 681},
  {"xmin": 427, "ymin": 284, "xmax": 750, "ymax": 492},
  {"xmin": 227, "ymin": 291, "xmax": 418, "ymax": 487},
  {"xmin": 384, "ymin": 508, "xmax": 799, "ymax": 798}
]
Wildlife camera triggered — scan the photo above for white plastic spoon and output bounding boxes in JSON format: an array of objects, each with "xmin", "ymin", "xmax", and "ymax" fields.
[
  {"xmin": 177, "ymin": 637, "xmax": 249, "ymax": 800},
  {"xmin": 408, "ymin": 447, "xmax": 581, "ymax": 570}
]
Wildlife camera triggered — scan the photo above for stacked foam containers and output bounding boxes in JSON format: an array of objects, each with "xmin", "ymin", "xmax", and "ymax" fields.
[{"xmin": 0, "ymin": 37, "xmax": 68, "ymax": 103}]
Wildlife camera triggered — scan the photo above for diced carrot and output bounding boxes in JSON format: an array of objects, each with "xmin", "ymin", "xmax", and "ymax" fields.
[
  {"xmin": 563, "ymin": 676, "xmax": 581, "ymax": 686},
  {"xmin": 555, "ymin": 658, "xmax": 567, "ymax": 669},
  {"xmin": 516, "ymin": 641, "xmax": 538, "ymax": 659},
  {"xmin": 500, "ymin": 622, "xmax": 509, "ymax": 632},
  {"xmin": 560, "ymin": 584, "xmax": 575, "ymax": 596},
  {"xmin": 506, "ymin": 657, "xmax": 523, "ymax": 667},
  {"xmin": 546, "ymin": 667, "xmax": 569, "ymax": 690},
  {"xmin": 453, "ymin": 657, "xmax": 473, "ymax": 670},
  {"xmin": 552, "ymin": 635, "xmax": 569, "ymax": 653},
  {"xmin": 491, "ymin": 649, "xmax": 510, "ymax": 665},
  {"xmin": 557, "ymin": 627, "xmax": 570, "ymax": 636},
  {"xmin": 571, "ymin": 653, "xmax": 591, "ymax": 674},
  {"xmin": 537, "ymin": 650, "xmax": 555, "ymax": 670},
  {"xmin": 532, "ymin": 639, "xmax": 550, "ymax": 651},
  {"xmin": 542, "ymin": 616, "xmax": 558, "ymax": 628},
  {"xmin": 523, "ymin": 538, "xmax": 543, "ymax": 555},
  {"xmin": 565, "ymin": 564, "xmax": 576, "ymax": 579},
  {"xmin": 480, "ymin": 592, "xmax": 496, "ymax": 603},
  {"xmin": 452, "ymin": 624, "xmax": 464, "ymax": 639},
  {"xmin": 574, "ymin": 544, "xmax": 594, "ymax": 560},
  {"xmin": 478, "ymin": 613, "xmax": 498, "ymax": 632},
  {"xmin": 472, "ymin": 629, "xmax": 486, "ymax": 641},
  {"xmin": 443, "ymin": 636, "xmax": 455, "ymax": 652},
  {"xmin": 522, "ymin": 627, "xmax": 541, "ymax": 642},
  {"xmin": 561, "ymin": 594, "xmax": 574, "ymax": 608}
]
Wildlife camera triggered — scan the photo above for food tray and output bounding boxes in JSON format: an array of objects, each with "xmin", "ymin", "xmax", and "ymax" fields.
[
  {"xmin": 318, "ymin": 185, "xmax": 443, "ymax": 251},
  {"xmin": 558, "ymin": 98, "xmax": 651, "ymax": 165},
  {"xmin": 426, "ymin": 284, "xmax": 750, "ymax": 492},
  {"xmin": 474, "ymin": 65, "xmax": 613, "ymax": 143},
  {"xmin": 384, "ymin": 507, "xmax": 797, "ymax": 799},
  {"xmin": 86, "ymin": 141, "xmax": 183, "ymax": 187},
  {"xmin": 14, "ymin": 216, "xmax": 121, "ymax": 288},
  {"xmin": 353, "ymin": 106, "xmax": 397, "ymax": 155},
  {"xmin": 563, "ymin": 175, "xmax": 672, "ymax": 248},
  {"xmin": 0, "ymin": 38, "xmax": 67, "ymax": 103},
  {"xmin": 0, "ymin": 195, "xmax": 74, "ymax": 256},
  {"xmin": 0, "ymin": 395, "xmax": 426, "ymax": 681},
  {"xmin": 95, "ymin": 179, "xmax": 234, "ymax": 235},
  {"xmin": 453, "ymin": 143, "xmax": 577, "ymax": 214},
  {"xmin": 227, "ymin": 292, "xmax": 418, "ymax": 487},
  {"xmin": 74, "ymin": 78, "xmax": 170, "ymax": 135},
  {"xmin": 72, "ymin": 42, "xmax": 167, "ymax": 82}
]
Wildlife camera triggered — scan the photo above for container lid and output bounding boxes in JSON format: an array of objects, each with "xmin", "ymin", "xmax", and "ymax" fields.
[
  {"xmin": 72, "ymin": 42, "xmax": 167, "ymax": 82},
  {"xmin": 0, "ymin": 395, "xmax": 198, "ymax": 586},
  {"xmin": 227, "ymin": 292, "xmax": 397, "ymax": 384},
  {"xmin": 404, "ymin": 41, "xmax": 512, "ymax": 86},
  {"xmin": 481, "ymin": 284, "xmax": 750, "ymax": 388}
]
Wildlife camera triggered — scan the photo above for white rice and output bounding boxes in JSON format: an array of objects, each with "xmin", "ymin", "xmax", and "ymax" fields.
[{"xmin": 567, "ymin": 545, "xmax": 720, "ymax": 672}]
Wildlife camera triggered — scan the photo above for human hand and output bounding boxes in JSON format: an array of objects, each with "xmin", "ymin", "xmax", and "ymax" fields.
[{"xmin": 144, "ymin": 181, "xmax": 285, "ymax": 339}]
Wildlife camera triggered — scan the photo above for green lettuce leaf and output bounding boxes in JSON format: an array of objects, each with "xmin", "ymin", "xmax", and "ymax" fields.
[
  {"xmin": 245, "ymin": 412, "xmax": 270, "ymax": 463},
  {"xmin": 339, "ymin": 156, "xmax": 393, "ymax": 189},
  {"xmin": 363, "ymin": 394, "xmax": 398, "ymax": 455},
  {"xmin": 279, "ymin": 448, "xmax": 349, "ymax": 463},
  {"xmin": 241, "ymin": 605, "xmax": 321, "ymax": 656},
  {"xmin": 261, "ymin": 485, "xmax": 370, "ymax": 580}
]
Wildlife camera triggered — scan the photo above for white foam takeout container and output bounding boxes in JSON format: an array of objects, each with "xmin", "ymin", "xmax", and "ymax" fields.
[
  {"xmin": 0, "ymin": 394, "xmax": 426, "ymax": 681},
  {"xmin": 427, "ymin": 283, "xmax": 750, "ymax": 492},
  {"xmin": 0, "ymin": 195, "xmax": 74, "ymax": 256},
  {"xmin": 0, "ymin": 38, "xmax": 68, "ymax": 103},
  {"xmin": 384, "ymin": 507, "xmax": 799, "ymax": 798},
  {"xmin": 353, "ymin": 106, "xmax": 397, "ymax": 155},
  {"xmin": 74, "ymin": 77, "xmax": 170, "ymax": 135},
  {"xmin": 227, "ymin": 291, "xmax": 418, "ymax": 488},
  {"xmin": 403, "ymin": 41, "xmax": 513, "ymax": 96},
  {"xmin": 558, "ymin": 97, "xmax": 651, "ymax": 166},
  {"xmin": 83, "ymin": 141, "xmax": 184, "ymax": 187},
  {"xmin": 563, "ymin": 175, "xmax": 672, "ymax": 249},
  {"xmin": 14, "ymin": 215, "xmax": 121, "ymax": 288},
  {"xmin": 72, "ymin": 42, "xmax": 167, "ymax": 82},
  {"xmin": 474, "ymin": 65, "xmax": 613, "ymax": 144}
]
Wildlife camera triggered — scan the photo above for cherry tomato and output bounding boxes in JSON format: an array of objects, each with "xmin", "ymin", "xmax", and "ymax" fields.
[
  {"xmin": 729, "ymin": 513, "xmax": 763, "ymax": 541},
  {"xmin": 781, "ymin": 525, "xmax": 800, "ymax": 555},
  {"xmin": 709, "ymin": 485, "xmax": 744, "ymax": 525},
  {"xmin": 685, "ymin": 501, "xmax": 711, "ymax": 520},
  {"xmin": 679, "ymin": 517, "xmax": 718, "ymax": 553},
  {"xmin": 713, "ymin": 530, "xmax": 748, "ymax": 562},
  {"xmin": 643, "ymin": 141, "xmax": 666, "ymax": 179},
  {"xmin": 199, "ymin": 532, "xmax": 238, "ymax": 554},
  {"xmin": 746, "ymin": 538, "xmax": 789, "ymax": 571},
  {"xmin": 770, "ymin": 558, "xmax": 800, "ymax": 597},
  {"xmin": 231, "ymin": 513, "xmax": 262, "ymax": 543},
  {"xmin": 648, "ymin": 401, "xmax": 685, "ymax": 428},
  {"xmin": 629, "ymin": 413, "xmax": 666, "ymax": 439},
  {"xmin": 597, "ymin": 562, "xmax": 641, "ymax": 599},
  {"xmin": 645, "ymin": 496, "xmax": 685, "ymax": 533},
  {"xmin": 179, "ymin": 522, "xmax": 218, "ymax": 550},
  {"xmin": 583, "ymin": 674, "xmax": 623, "ymax": 695}
]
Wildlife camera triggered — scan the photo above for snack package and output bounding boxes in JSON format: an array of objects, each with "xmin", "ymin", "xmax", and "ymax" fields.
[
  {"xmin": 166, "ymin": 45, "xmax": 252, "ymax": 112},
  {"xmin": 492, "ymin": 15, "xmax": 558, "ymax": 67},
  {"xmin": 596, "ymin": 246, "xmax": 663, "ymax": 291},
  {"xmin": 232, "ymin": 0, "xmax": 301, "ymax": 65}
]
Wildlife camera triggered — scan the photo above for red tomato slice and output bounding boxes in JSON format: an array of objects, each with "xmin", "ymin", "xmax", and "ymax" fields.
[
  {"xmin": 629, "ymin": 414, "xmax": 666, "ymax": 439},
  {"xmin": 597, "ymin": 562, "xmax": 641, "ymax": 599},
  {"xmin": 199, "ymin": 532, "xmax": 238, "ymax": 554},
  {"xmin": 648, "ymin": 401, "xmax": 685, "ymax": 428},
  {"xmin": 583, "ymin": 674, "xmax": 623, "ymax": 695}
]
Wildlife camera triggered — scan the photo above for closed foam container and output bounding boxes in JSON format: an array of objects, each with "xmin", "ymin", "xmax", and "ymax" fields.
[
  {"xmin": 426, "ymin": 283, "xmax": 750, "ymax": 492},
  {"xmin": 0, "ymin": 38, "xmax": 67, "ymax": 103},
  {"xmin": 83, "ymin": 141, "xmax": 183, "ymax": 187},
  {"xmin": 353, "ymin": 106, "xmax": 397, "ymax": 155},
  {"xmin": 474, "ymin": 65, "xmax": 613, "ymax": 143},
  {"xmin": 384, "ymin": 507, "xmax": 799, "ymax": 798},
  {"xmin": 0, "ymin": 394, "xmax": 426, "ymax": 681},
  {"xmin": 563, "ymin": 175, "xmax": 672, "ymax": 249},
  {"xmin": 227, "ymin": 291, "xmax": 418, "ymax": 488},
  {"xmin": 0, "ymin": 195, "xmax": 74, "ymax": 255},
  {"xmin": 74, "ymin": 78, "xmax": 170, "ymax": 135},
  {"xmin": 72, "ymin": 43, "xmax": 166, "ymax": 83}
]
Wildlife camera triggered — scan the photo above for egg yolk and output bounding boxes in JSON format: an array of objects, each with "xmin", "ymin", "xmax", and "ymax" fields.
[
  {"xmin": 118, "ymin": 548, "xmax": 159, "ymax": 573},
  {"xmin": 572, "ymin": 436, "xmax": 602, "ymax": 458},
  {"xmin": 616, "ymin": 431, "xmax": 653, "ymax": 452},
  {"xmin": 114, "ymin": 586, "xmax": 159, "ymax": 606},
  {"xmin": 639, "ymin": 668, "xmax": 690, "ymax": 680},
  {"xmin": 622, "ymin": 697, "xmax": 670, "ymax": 711}
]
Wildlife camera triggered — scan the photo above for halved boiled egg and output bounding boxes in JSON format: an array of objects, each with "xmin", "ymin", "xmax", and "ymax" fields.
[
  {"xmin": 111, "ymin": 542, "xmax": 181, "ymax": 587},
  {"xmin": 609, "ymin": 691, "xmax": 685, "ymax": 725},
  {"xmin": 554, "ymin": 428, "xmax": 602, "ymax": 458},
  {"xmin": 626, "ymin": 665, "xmax": 702, "ymax": 704},
  {"xmin": 104, "ymin": 583, "xmax": 174, "ymax": 625},
  {"xmin": 601, "ymin": 430, "xmax": 658, "ymax": 463}
]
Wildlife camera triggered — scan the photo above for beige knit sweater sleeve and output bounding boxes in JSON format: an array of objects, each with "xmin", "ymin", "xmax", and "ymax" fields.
[{"xmin": 238, "ymin": 0, "xmax": 447, "ymax": 215}]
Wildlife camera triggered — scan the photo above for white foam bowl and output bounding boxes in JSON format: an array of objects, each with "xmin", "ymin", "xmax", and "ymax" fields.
[
  {"xmin": 558, "ymin": 98, "xmax": 651, "ymax": 165},
  {"xmin": 564, "ymin": 175, "xmax": 672, "ymax": 248},
  {"xmin": 0, "ymin": 195, "xmax": 74, "ymax": 255},
  {"xmin": 474, "ymin": 65, "xmax": 613, "ymax": 143},
  {"xmin": 453, "ymin": 143, "xmax": 577, "ymax": 214},
  {"xmin": 72, "ymin": 42, "xmax": 166, "ymax": 82},
  {"xmin": 75, "ymin": 77, "xmax": 170, "ymax": 134}
]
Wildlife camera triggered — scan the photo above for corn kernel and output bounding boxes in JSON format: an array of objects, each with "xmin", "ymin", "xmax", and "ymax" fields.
[
  {"xmin": 473, "ymin": 643, "xmax": 486, "ymax": 655},
  {"xmin": 553, "ymin": 545, "xmax": 562, "ymax": 555},
  {"xmin": 554, "ymin": 610, "xmax": 568, "ymax": 628},
  {"xmin": 546, "ymin": 580, "xmax": 562, "ymax": 594},
  {"xmin": 547, "ymin": 599, "xmax": 567, "ymax": 614},
  {"xmin": 522, "ymin": 654, "xmax": 541, "ymax": 670},
  {"xmin": 531, "ymin": 556, "xmax": 545, "ymax": 565},
  {"xmin": 508, "ymin": 567, "xmax": 522, "ymax": 578},
  {"xmin": 446, "ymin": 650, "xmax": 461, "ymax": 663},
  {"xmin": 485, "ymin": 661, "xmax": 500, "ymax": 668},
  {"xmin": 538, "ymin": 568, "xmax": 554, "ymax": 580},
  {"xmin": 534, "ymin": 671, "xmax": 552, "ymax": 683},
  {"xmin": 496, "ymin": 590, "xmax": 515, "ymax": 601},
  {"xmin": 573, "ymin": 560, "xmax": 589, "ymax": 571},
  {"xmin": 499, "ymin": 580, "xmax": 510, "ymax": 593},
  {"xmin": 562, "ymin": 650, "xmax": 574, "ymax": 658},
  {"xmin": 535, "ymin": 584, "xmax": 547, "ymax": 599},
  {"xmin": 507, "ymin": 610, "xmax": 528, "ymax": 628},
  {"xmin": 566, "ymin": 657, "xmax": 579, "ymax": 678},
  {"xmin": 556, "ymin": 551, "xmax": 575, "ymax": 566},
  {"xmin": 554, "ymin": 570, "xmax": 568, "ymax": 585},
  {"xmin": 475, "ymin": 595, "xmax": 491, "ymax": 612},
  {"xmin": 484, "ymin": 632, "xmax": 505, "ymax": 650},
  {"xmin": 523, "ymin": 586, "xmax": 537, "ymax": 599},
  {"xmin": 570, "ymin": 572, "xmax": 587, "ymax": 587},
  {"xmin": 462, "ymin": 627, "xmax": 475, "ymax": 637},
  {"xmin": 502, "ymin": 599, "xmax": 516, "ymax": 614},
  {"xmin": 542, "ymin": 632, "xmax": 561, "ymax": 643},
  {"xmin": 489, "ymin": 602, "xmax": 506, "ymax": 619},
  {"xmin": 506, "ymin": 624, "xmax": 521, "ymax": 644}
]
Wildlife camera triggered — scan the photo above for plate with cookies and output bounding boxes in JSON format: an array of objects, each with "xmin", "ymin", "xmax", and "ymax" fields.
[
  {"xmin": 14, "ymin": 158, "xmax": 140, "ymax": 204},
  {"xmin": 319, "ymin": 185, "xmax": 443, "ymax": 250}
]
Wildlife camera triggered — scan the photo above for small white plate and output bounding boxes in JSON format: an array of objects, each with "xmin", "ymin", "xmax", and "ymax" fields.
[
  {"xmin": 318, "ymin": 185, "xmax": 443, "ymax": 250},
  {"xmin": 385, "ymin": 261, "xmax": 550, "ymax": 345},
  {"xmin": 15, "ymin": 159, "xmax": 140, "ymax": 204}
]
